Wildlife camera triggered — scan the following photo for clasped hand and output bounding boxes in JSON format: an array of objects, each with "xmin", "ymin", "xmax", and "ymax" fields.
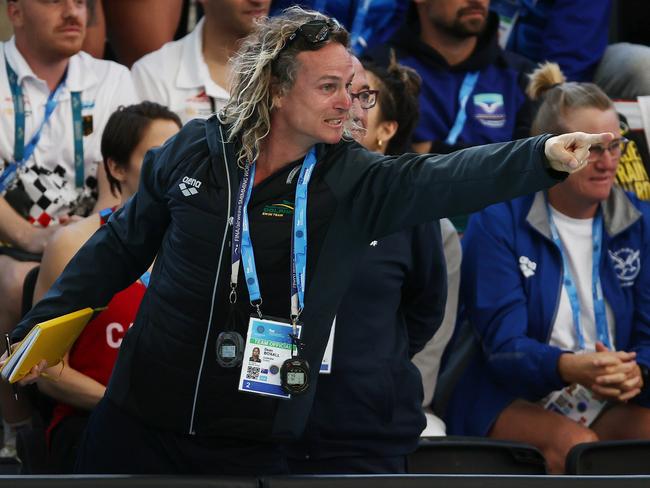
[{"xmin": 558, "ymin": 342, "xmax": 643, "ymax": 402}]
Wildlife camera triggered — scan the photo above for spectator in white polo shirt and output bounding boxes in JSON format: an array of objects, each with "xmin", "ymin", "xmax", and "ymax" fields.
[
  {"xmin": 0, "ymin": 0, "xmax": 135, "ymax": 458},
  {"xmin": 131, "ymin": 0, "xmax": 270, "ymax": 125}
]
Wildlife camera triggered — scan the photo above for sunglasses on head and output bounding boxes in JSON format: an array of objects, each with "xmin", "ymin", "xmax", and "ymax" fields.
[{"xmin": 283, "ymin": 18, "xmax": 342, "ymax": 51}]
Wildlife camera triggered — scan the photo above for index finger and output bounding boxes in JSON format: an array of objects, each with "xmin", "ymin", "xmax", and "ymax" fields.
[
  {"xmin": 583, "ymin": 132, "xmax": 615, "ymax": 146},
  {"xmin": 593, "ymin": 354, "xmax": 622, "ymax": 367}
]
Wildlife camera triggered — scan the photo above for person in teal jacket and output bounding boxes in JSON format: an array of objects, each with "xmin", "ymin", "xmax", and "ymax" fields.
[{"xmin": 446, "ymin": 62, "xmax": 650, "ymax": 474}]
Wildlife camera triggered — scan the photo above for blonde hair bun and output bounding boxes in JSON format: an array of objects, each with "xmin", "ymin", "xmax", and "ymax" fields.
[{"xmin": 526, "ymin": 62, "xmax": 567, "ymax": 101}]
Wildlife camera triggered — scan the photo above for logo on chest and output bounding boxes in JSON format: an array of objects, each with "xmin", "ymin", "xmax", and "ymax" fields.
[
  {"xmin": 179, "ymin": 176, "xmax": 202, "ymax": 196},
  {"xmin": 261, "ymin": 200, "xmax": 294, "ymax": 218},
  {"xmin": 473, "ymin": 93, "xmax": 506, "ymax": 129},
  {"xmin": 608, "ymin": 247, "xmax": 641, "ymax": 287},
  {"xmin": 519, "ymin": 255, "xmax": 536, "ymax": 278}
]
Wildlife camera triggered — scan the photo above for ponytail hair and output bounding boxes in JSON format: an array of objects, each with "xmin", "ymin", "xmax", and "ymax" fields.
[{"xmin": 528, "ymin": 62, "xmax": 613, "ymax": 135}]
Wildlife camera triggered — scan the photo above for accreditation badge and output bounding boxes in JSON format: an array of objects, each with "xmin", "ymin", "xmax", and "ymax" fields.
[
  {"xmin": 238, "ymin": 316, "xmax": 302, "ymax": 399},
  {"xmin": 541, "ymin": 383, "xmax": 608, "ymax": 427}
]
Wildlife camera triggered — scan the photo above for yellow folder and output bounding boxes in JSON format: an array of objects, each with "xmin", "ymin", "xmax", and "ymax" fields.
[{"xmin": 1, "ymin": 308, "xmax": 99, "ymax": 384}]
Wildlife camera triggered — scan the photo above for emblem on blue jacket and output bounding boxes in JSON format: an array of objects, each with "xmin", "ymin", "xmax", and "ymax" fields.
[
  {"xmin": 473, "ymin": 93, "xmax": 506, "ymax": 129},
  {"xmin": 519, "ymin": 255, "xmax": 536, "ymax": 278},
  {"xmin": 608, "ymin": 248, "xmax": 641, "ymax": 286}
]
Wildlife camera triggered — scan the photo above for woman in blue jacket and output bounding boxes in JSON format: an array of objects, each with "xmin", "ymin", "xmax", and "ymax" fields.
[{"xmin": 446, "ymin": 62, "xmax": 650, "ymax": 473}]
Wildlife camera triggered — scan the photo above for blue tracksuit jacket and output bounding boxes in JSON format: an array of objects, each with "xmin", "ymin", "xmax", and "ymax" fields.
[{"xmin": 446, "ymin": 187, "xmax": 650, "ymax": 436}]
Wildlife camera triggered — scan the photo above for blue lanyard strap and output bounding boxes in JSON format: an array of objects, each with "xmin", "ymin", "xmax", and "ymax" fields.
[
  {"xmin": 445, "ymin": 71, "xmax": 479, "ymax": 146},
  {"xmin": 1, "ymin": 56, "xmax": 84, "ymax": 194},
  {"xmin": 289, "ymin": 148, "xmax": 317, "ymax": 321},
  {"xmin": 546, "ymin": 203, "xmax": 611, "ymax": 350},
  {"xmin": 230, "ymin": 147, "xmax": 317, "ymax": 320},
  {"xmin": 71, "ymin": 91, "xmax": 84, "ymax": 188}
]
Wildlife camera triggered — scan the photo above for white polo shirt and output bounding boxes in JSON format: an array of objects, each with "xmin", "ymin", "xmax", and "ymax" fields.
[
  {"xmin": 0, "ymin": 37, "xmax": 137, "ymax": 227},
  {"xmin": 131, "ymin": 18, "xmax": 230, "ymax": 125}
]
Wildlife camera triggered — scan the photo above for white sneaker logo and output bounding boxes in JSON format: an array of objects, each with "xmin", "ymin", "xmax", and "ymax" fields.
[
  {"xmin": 179, "ymin": 176, "xmax": 202, "ymax": 196},
  {"xmin": 519, "ymin": 256, "xmax": 536, "ymax": 278}
]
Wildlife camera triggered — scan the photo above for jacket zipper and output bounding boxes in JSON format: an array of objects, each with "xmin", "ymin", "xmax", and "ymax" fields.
[
  {"xmin": 546, "ymin": 245, "xmax": 564, "ymax": 345},
  {"xmin": 188, "ymin": 125, "xmax": 232, "ymax": 435}
]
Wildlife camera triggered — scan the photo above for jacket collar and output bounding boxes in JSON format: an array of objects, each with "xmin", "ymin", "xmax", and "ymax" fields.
[
  {"xmin": 526, "ymin": 186, "xmax": 642, "ymax": 239},
  {"xmin": 390, "ymin": 10, "xmax": 503, "ymax": 72}
]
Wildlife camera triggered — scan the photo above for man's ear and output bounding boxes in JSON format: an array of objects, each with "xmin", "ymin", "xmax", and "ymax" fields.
[
  {"xmin": 377, "ymin": 120, "xmax": 398, "ymax": 145},
  {"xmin": 106, "ymin": 158, "xmax": 127, "ymax": 184},
  {"xmin": 7, "ymin": 1, "xmax": 24, "ymax": 28},
  {"xmin": 270, "ymin": 78, "xmax": 285, "ymax": 109}
]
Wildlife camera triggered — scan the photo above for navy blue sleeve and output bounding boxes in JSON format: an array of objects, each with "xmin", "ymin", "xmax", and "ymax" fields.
[{"xmin": 331, "ymin": 134, "xmax": 561, "ymax": 241}]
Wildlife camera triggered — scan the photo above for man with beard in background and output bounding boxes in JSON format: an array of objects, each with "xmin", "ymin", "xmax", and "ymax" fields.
[{"xmin": 381, "ymin": 0, "xmax": 535, "ymax": 156}]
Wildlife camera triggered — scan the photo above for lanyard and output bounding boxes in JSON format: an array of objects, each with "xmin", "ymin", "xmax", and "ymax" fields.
[
  {"xmin": 445, "ymin": 71, "xmax": 479, "ymax": 146},
  {"xmin": 546, "ymin": 203, "xmax": 611, "ymax": 350},
  {"xmin": 1, "ymin": 56, "xmax": 84, "ymax": 193},
  {"xmin": 230, "ymin": 147, "xmax": 318, "ymax": 323}
]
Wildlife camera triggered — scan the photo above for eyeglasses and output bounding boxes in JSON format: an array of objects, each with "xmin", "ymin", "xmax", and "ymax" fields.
[
  {"xmin": 350, "ymin": 89, "xmax": 379, "ymax": 109},
  {"xmin": 589, "ymin": 137, "xmax": 628, "ymax": 160},
  {"xmin": 282, "ymin": 19, "xmax": 342, "ymax": 51}
]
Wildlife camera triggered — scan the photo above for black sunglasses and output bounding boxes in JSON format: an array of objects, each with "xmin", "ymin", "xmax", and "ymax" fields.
[{"xmin": 283, "ymin": 19, "xmax": 342, "ymax": 51}]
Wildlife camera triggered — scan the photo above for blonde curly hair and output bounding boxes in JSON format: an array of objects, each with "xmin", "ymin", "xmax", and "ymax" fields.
[{"xmin": 219, "ymin": 7, "xmax": 350, "ymax": 168}]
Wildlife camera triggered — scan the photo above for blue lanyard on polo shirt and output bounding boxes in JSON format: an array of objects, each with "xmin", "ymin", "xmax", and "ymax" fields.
[
  {"xmin": 445, "ymin": 71, "xmax": 480, "ymax": 146},
  {"xmin": 0, "ymin": 57, "xmax": 84, "ymax": 194},
  {"xmin": 546, "ymin": 203, "xmax": 612, "ymax": 350},
  {"xmin": 230, "ymin": 147, "xmax": 318, "ymax": 321}
]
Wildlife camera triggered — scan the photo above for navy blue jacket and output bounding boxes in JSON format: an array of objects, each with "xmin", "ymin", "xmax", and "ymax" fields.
[
  {"xmin": 14, "ymin": 116, "xmax": 562, "ymax": 442},
  {"xmin": 490, "ymin": 0, "xmax": 611, "ymax": 82},
  {"xmin": 387, "ymin": 11, "xmax": 535, "ymax": 153},
  {"xmin": 290, "ymin": 222, "xmax": 446, "ymax": 459},
  {"xmin": 446, "ymin": 188, "xmax": 650, "ymax": 436}
]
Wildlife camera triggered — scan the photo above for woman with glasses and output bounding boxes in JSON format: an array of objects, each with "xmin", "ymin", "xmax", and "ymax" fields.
[
  {"xmin": 8, "ymin": 7, "xmax": 612, "ymax": 474},
  {"xmin": 445, "ymin": 62, "xmax": 650, "ymax": 474}
]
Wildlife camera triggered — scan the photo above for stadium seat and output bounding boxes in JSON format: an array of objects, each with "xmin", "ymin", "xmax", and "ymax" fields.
[
  {"xmin": 263, "ymin": 474, "xmax": 650, "ymax": 488},
  {"xmin": 565, "ymin": 440, "xmax": 650, "ymax": 475},
  {"xmin": 408, "ymin": 437, "xmax": 547, "ymax": 474}
]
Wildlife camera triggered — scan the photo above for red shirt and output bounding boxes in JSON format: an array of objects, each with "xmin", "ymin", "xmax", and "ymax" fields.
[{"xmin": 47, "ymin": 280, "xmax": 146, "ymax": 436}]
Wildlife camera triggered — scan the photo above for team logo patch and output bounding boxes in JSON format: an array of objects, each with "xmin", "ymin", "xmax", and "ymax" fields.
[
  {"xmin": 179, "ymin": 176, "xmax": 201, "ymax": 196},
  {"xmin": 519, "ymin": 255, "xmax": 536, "ymax": 278},
  {"xmin": 262, "ymin": 200, "xmax": 293, "ymax": 218},
  {"xmin": 473, "ymin": 93, "xmax": 506, "ymax": 128},
  {"xmin": 608, "ymin": 247, "xmax": 641, "ymax": 286}
]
